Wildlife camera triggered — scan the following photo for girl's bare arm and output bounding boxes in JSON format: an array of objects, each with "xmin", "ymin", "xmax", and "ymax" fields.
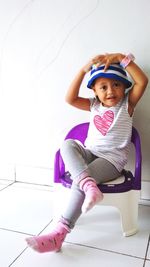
[{"xmin": 65, "ymin": 55, "xmax": 106, "ymax": 111}]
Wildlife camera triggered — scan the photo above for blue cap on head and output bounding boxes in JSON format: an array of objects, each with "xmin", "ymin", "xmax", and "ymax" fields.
[{"xmin": 87, "ymin": 64, "xmax": 132, "ymax": 89}]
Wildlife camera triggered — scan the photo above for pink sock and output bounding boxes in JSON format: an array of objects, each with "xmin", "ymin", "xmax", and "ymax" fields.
[
  {"xmin": 25, "ymin": 222, "xmax": 70, "ymax": 253},
  {"xmin": 79, "ymin": 177, "xmax": 103, "ymax": 213}
]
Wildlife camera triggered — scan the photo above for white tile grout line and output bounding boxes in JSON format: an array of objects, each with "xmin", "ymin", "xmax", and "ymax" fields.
[
  {"xmin": 0, "ymin": 180, "xmax": 53, "ymax": 191},
  {"xmin": 143, "ymin": 234, "xmax": 150, "ymax": 267},
  {"xmin": 65, "ymin": 241, "xmax": 146, "ymax": 260},
  {"xmin": 0, "ymin": 218, "xmax": 148, "ymax": 265},
  {"xmin": 7, "ymin": 237, "xmax": 148, "ymax": 267},
  {"xmin": 8, "ymin": 247, "xmax": 28, "ymax": 267},
  {"xmin": 0, "ymin": 227, "xmax": 34, "ymax": 236},
  {"xmin": 139, "ymin": 199, "xmax": 150, "ymax": 207},
  {"xmin": 0, "ymin": 181, "xmax": 16, "ymax": 191}
]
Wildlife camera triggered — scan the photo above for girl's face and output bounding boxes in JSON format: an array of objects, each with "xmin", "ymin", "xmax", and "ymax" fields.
[{"xmin": 92, "ymin": 77, "xmax": 126, "ymax": 107}]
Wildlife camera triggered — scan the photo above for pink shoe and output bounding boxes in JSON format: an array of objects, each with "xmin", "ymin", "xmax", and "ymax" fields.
[
  {"xmin": 80, "ymin": 177, "xmax": 103, "ymax": 213},
  {"xmin": 25, "ymin": 222, "xmax": 69, "ymax": 253}
]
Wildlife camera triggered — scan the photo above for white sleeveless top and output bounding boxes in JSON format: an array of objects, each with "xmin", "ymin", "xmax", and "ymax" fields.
[{"xmin": 85, "ymin": 95, "xmax": 133, "ymax": 172}]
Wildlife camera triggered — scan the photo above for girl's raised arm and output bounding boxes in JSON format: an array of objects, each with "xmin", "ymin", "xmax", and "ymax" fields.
[
  {"xmin": 125, "ymin": 60, "xmax": 148, "ymax": 113},
  {"xmin": 65, "ymin": 55, "xmax": 106, "ymax": 111},
  {"xmin": 65, "ymin": 68, "xmax": 91, "ymax": 111}
]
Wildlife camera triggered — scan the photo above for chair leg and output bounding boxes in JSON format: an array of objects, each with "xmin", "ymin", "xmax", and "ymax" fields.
[
  {"xmin": 117, "ymin": 191, "xmax": 140, "ymax": 237},
  {"xmin": 100, "ymin": 190, "xmax": 140, "ymax": 237},
  {"xmin": 119, "ymin": 206, "xmax": 138, "ymax": 237}
]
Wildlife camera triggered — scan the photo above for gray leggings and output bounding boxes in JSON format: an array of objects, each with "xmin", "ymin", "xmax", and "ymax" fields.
[{"xmin": 60, "ymin": 139, "xmax": 121, "ymax": 229}]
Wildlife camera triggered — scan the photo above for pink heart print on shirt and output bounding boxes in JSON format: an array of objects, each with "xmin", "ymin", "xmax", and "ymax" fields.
[{"xmin": 94, "ymin": 110, "xmax": 114, "ymax": 136}]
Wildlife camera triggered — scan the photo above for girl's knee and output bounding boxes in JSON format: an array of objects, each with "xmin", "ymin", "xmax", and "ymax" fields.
[{"xmin": 60, "ymin": 139, "xmax": 78, "ymax": 154}]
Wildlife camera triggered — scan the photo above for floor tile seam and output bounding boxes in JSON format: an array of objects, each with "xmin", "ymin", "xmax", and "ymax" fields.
[
  {"xmin": 144, "ymin": 234, "xmax": 150, "ymax": 260},
  {"xmin": 0, "ymin": 179, "xmax": 15, "ymax": 183},
  {"xmin": 65, "ymin": 241, "xmax": 146, "ymax": 261},
  {"xmin": 0, "ymin": 181, "xmax": 16, "ymax": 192},
  {"xmin": 15, "ymin": 180, "xmax": 53, "ymax": 188},
  {"xmin": 11, "ymin": 181, "xmax": 54, "ymax": 192},
  {"xmin": 37, "ymin": 219, "xmax": 54, "ymax": 235},
  {"xmin": 8, "ymin": 247, "xmax": 28, "ymax": 267},
  {"xmin": 139, "ymin": 202, "xmax": 150, "ymax": 207},
  {"xmin": 5, "ymin": 240, "xmax": 149, "ymax": 267},
  {"xmin": 0, "ymin": 218, "xmax": 53, "ymax": 237},
  {"xmin": 0, "ymin": 227, "xmax": 32, "ymax": 236}
]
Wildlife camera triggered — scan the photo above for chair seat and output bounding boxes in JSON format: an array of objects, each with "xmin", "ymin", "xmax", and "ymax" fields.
[{"xmin": 60, "ymin": 169, "xmax": 134, "ymax": 193}]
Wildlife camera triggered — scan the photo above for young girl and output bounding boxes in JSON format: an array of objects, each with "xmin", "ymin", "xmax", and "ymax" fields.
[{"xmin": 26, "ymin": 53, "xmax": 148, "ymax": 253}]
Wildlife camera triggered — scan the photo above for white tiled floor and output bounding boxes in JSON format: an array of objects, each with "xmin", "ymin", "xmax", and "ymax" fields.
[{"xmin": 0, "ymin": 180, "xmax": 150, "ymax": 267}]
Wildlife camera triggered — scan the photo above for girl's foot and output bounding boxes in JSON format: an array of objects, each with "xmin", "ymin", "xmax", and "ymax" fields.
[
  {"xmin": 26, "ymin": 222, "xmax": 69, "ymax": 253},
  {"xmin": 80, "ymin": 177, "xmax": 103, "ymax": 213}
]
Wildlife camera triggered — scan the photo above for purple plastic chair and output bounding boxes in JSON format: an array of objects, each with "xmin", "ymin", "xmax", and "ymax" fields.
[{"xmin": 54, "ymin": 122, "xmax": 142, "ymax": 237}]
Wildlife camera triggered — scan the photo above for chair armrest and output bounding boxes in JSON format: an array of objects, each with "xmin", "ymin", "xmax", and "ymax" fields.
[
  {"xmin": 54, "ymin": 150, "xmax": 65, "ymax": 183},
  {"xmin": 132, "ymin": 127, "xmax": 142, "ymax": 190}
]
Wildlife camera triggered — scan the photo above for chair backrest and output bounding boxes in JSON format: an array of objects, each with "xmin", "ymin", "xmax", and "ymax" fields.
[
  {"xmin": 54, "ymin": 123, "xmax": 142, "ymax": 191},
  {"xmin": 64, "ymin": 122, "xmax": 89, "ymax": 144}
]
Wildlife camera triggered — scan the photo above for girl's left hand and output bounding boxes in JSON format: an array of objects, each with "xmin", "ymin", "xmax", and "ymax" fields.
[{"xmin": 94, "ymin": 53, "xmax": 123, "ymax": 71}]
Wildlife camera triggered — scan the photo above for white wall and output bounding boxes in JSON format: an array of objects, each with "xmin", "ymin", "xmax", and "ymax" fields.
[{"xmin": 0, "ymin": 0, "xmax": 150, "ymax": 189}]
